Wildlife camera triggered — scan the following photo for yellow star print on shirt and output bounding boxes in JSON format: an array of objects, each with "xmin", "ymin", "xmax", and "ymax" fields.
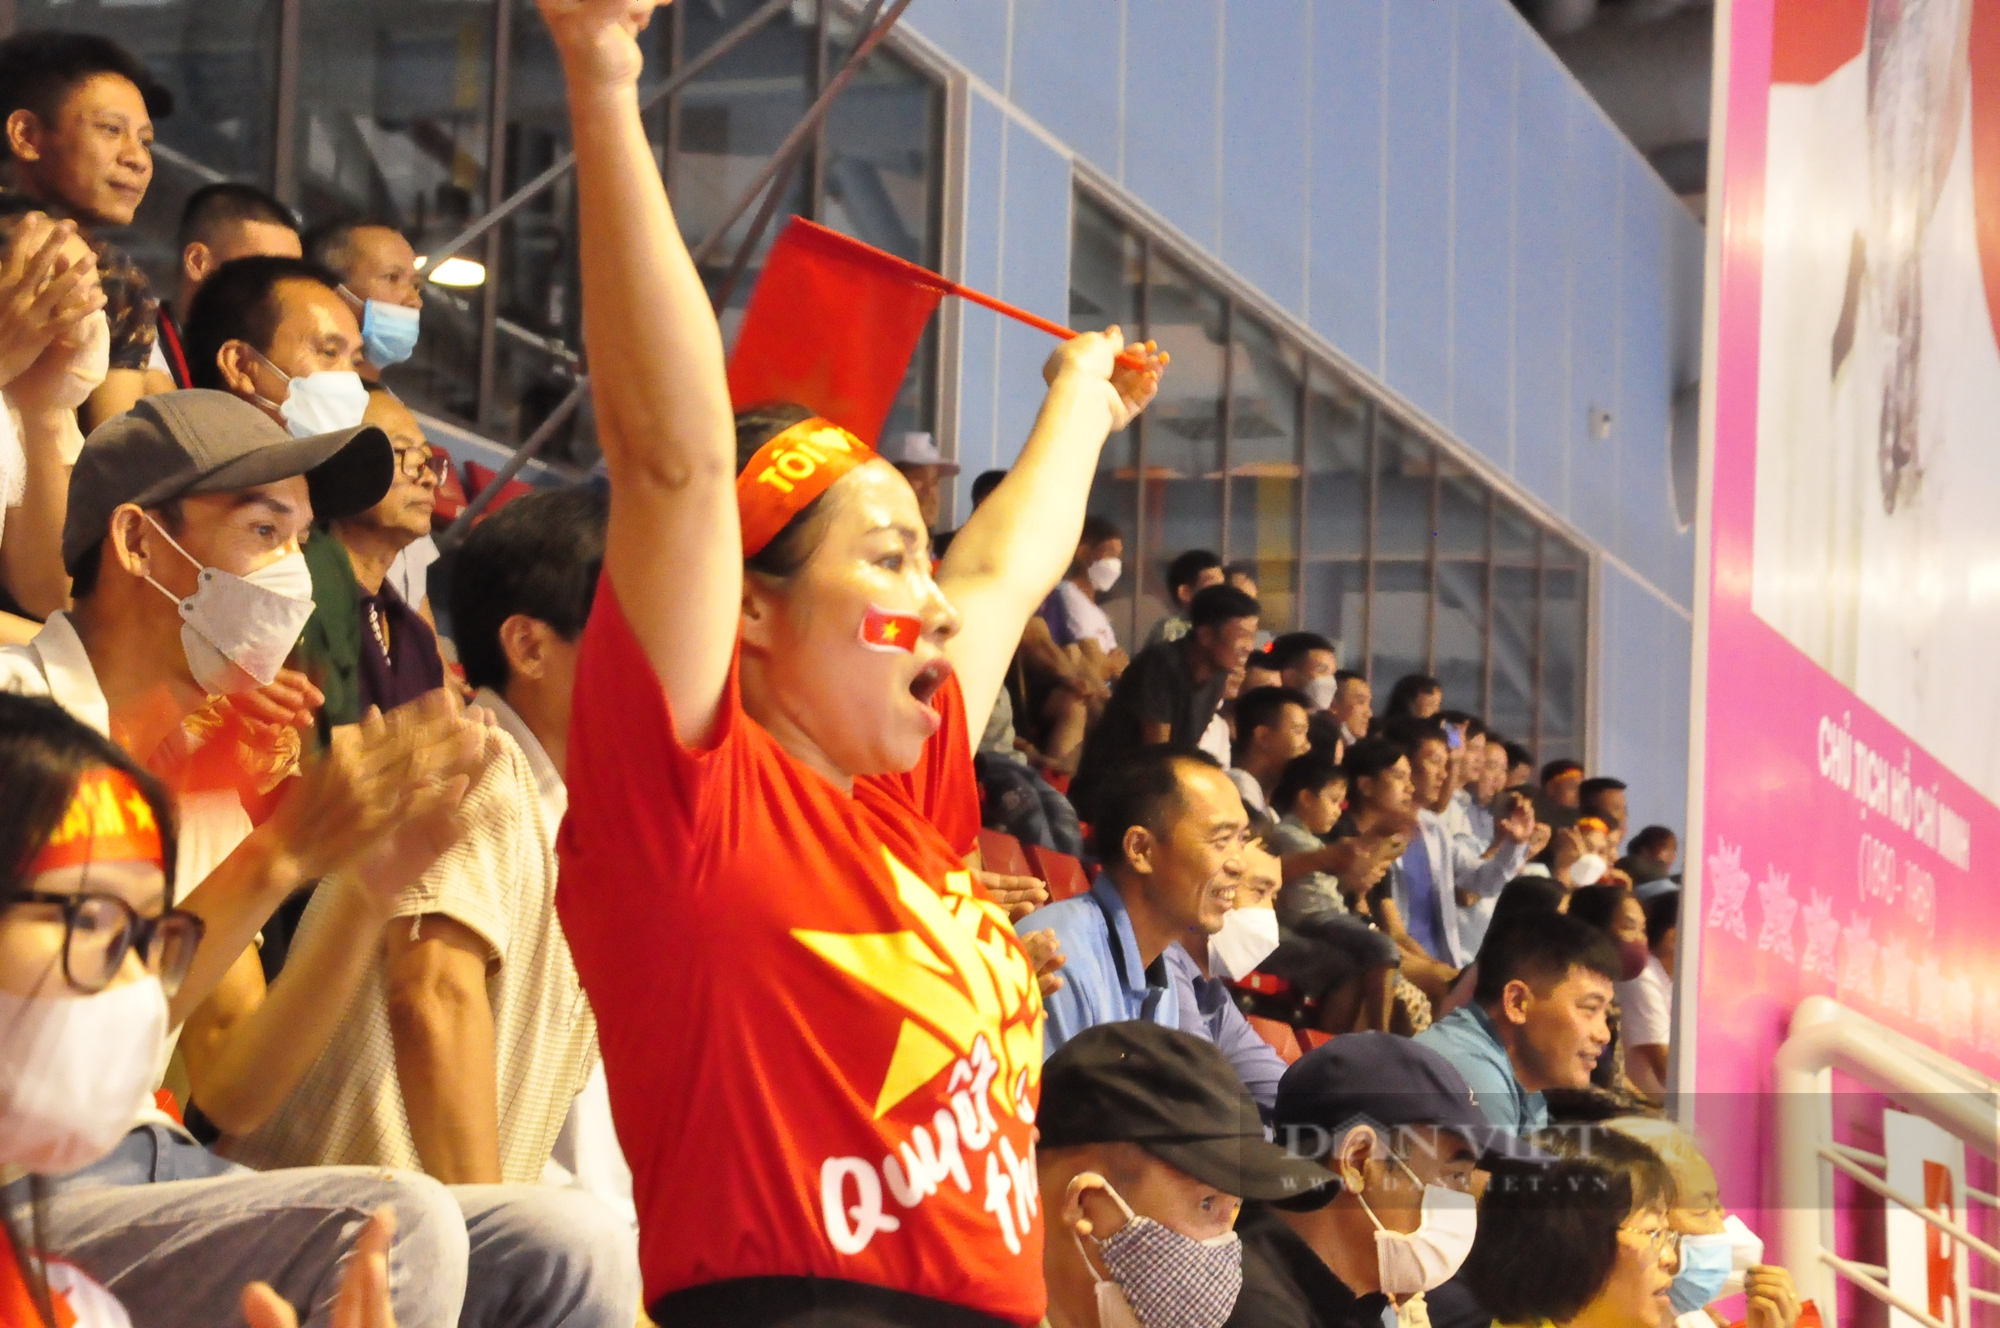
[{"xmin": 793, "ymin": 849, "xmax": 1044, "ymax": 1123}]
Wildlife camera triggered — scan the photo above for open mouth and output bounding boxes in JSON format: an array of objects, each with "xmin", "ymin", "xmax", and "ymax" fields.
[{"xmin": 909, "ymin": 656, "xmax": 954, "ymax": 706}]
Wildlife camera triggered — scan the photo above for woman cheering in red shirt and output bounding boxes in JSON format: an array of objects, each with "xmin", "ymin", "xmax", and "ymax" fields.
[{"xmin": 535, "ymin": 4, "xmax": 1165, "ymax": 1326}]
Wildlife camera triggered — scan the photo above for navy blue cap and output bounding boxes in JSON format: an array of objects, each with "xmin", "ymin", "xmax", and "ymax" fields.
[{"xmin": 1272, "ymin": 1032, "xmax": 1555, "ymax": 1173}]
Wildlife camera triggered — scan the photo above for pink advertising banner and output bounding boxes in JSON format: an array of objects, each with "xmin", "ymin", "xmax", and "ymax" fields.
[{"xmin": 1691, "ymin": 0, "xmax": 2000, "ymax": 1218}]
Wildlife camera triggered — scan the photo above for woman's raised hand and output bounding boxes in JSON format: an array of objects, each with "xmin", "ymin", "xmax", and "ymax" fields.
[
  {"xmin": 1041, "ymin": 326, "xmax": 1168, "ymax": 434},
  {"xmin": 537, "ymin": 0, "xmax": 670, "ymax": 91}
]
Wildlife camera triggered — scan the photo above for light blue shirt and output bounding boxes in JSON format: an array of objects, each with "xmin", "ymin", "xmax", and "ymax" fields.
[
  {"xmin": 1162, "ymin": 943, "xmax": 1285, "ymax": 1112},
  {"xmin": 1414, "ymin": 1004, "xmax": 1550, "ymax": 1136},
  {"xmin": 1020, "ymin": 878, "xmax": 1179, "ymax": 1058},
  {"xmin": 1388, "ymin": 808, "xmax": 1528, "ymax": 967}
]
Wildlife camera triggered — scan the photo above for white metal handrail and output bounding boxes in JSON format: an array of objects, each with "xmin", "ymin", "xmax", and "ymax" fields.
[{"xmin": 1773, "ymin": 996, "xmax": 2000, "ymax": 1328}]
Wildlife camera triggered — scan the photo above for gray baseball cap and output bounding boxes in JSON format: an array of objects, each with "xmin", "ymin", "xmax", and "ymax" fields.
[{"xmin": 63, "ymin": 390, "xmax": 393, "ymax": 573}]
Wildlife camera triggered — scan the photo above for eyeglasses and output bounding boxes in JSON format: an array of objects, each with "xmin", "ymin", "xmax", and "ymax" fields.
[
  {"xmin": 394, "ymin": 445, "xmax": 449, "ymax": 485},
  {"xmin": 6, "ymin": 891, "xmax": 205, "ymax": 998},
  {"xmin": 1621, "ymin": 1223, "xmax": 1682, "ymax": 1264}
]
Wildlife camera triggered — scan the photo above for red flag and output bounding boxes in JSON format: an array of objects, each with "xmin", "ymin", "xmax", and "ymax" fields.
[
  {"xmin": 727, "ymin": 219, "xmax": 947, "ymax": 443},
  {"xmin": 858, "ymin": 604, "xmax": 922, "ymax": 653}
]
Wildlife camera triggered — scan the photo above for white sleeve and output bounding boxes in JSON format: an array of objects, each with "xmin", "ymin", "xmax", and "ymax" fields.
[
  {"xmin": 1619, "ymin": 965, "xmax": 1673, "ymax": 1047},
  {"xmin": 147, "ymin": 339, "xmax": 170, "ymax": 374},
  {"xmin": 0, "ymin": 399, "xmax": 24, "ymax": 511}
]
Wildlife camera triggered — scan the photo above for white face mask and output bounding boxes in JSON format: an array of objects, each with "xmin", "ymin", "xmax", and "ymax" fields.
[
  {"xmin": 0, "ymin": 977, "xmax": 166, "ymax": 1174},
  {"xmin": 254, "ymin": 350, "xmax": 369, "ymax": 439},
  {"xmin": 1210, "ymin": 907, "xmax": 1281, "ymax": 981},
  {"xmin": 1353, "ymin": 1156, "xmax": 1479, "ymax": 1297},
  {"xmin": 1720, "ymin": 1213, "xmax": 1764, "ymax": 1296},
  {"xmin": 47, "ymin": 309, "xmax": 111, "ymax": 410},
  {"xmin": 1304, "ymin": 675, "xmax": 1339, "ymax": 711},
  {"xmin": 1088, "ymin": 557, "xmax": 1123, "ymax": 594},
  {"xmin": 1569, "ymin": 853, "xmax": 1609, "ymax": 887},
  {"xmin": 143, "ymin": 513, "xmax": 316, "ymax": 694}
]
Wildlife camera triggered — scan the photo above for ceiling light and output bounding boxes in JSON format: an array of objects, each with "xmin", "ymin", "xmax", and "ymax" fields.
[{"xmin": 419, "ymin": 255, "xmax": 486, "ymax": 288}]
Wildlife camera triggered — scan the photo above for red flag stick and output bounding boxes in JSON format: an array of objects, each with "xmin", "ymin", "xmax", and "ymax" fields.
[{"xmin": 782, "ymin": 219, "xmax": 1149, "ymax": 369}]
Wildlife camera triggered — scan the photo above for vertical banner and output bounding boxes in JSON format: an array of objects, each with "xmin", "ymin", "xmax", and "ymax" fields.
[
  {"xmin": 1884, "ymin": 1110, "xmax": 1967, "ymax": 1328},
  {"xmin": 1689, "ymin": 0, "xmax": 2000, "ymax": 1236}
]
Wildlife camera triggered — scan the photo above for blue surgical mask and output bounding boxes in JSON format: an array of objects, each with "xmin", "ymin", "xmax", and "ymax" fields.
[
  {"xmin": 253, "ymin": 350, "xmax": 370, "ymax": 439},
  {"xmin": 356, "ymin": 294, "xmax": 421, "ymax": 368},
  {"xmin": 1668, "ymin": 1230, "xmax": 1736, "ymax": 1314}
]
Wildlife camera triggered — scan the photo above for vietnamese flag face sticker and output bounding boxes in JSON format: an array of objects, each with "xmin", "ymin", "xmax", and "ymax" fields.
[{"xmin": 859, "ymin": 604, "xmax": 922, "ymax": 653}]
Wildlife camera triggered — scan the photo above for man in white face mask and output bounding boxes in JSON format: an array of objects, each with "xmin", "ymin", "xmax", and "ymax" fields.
[
  {"xmin": 1231, "ymin": 1033, "xmax": 1554, "ymax": 1328},
  {"xmin": 180, "ymin": 253, "xmax": 370, "ymax": 443},
  {"xmin": 1038, "ymin": 1022, "xmax": 1335, "ymax": 1328},
  {"xmin": 1165, "ymin": 840, "xmax": 1290, "ymax": 1112}
]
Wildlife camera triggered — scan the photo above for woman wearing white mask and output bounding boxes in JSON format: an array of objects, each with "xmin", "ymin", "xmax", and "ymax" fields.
[
  {"xmin": 0, "ymin": 202, "xmax": 109, "ymax": 633},
  {"xmin": 1461, "ymin": 1129, "xmax": 1686, "ymax": 1328},
  {"xmin": 0, "ymin": 694, "xmax": 400, "ymax": 1328},
  {"xmin": 1601, "ymin": 1119, "xmax": 1800, "ymax": 1328}
]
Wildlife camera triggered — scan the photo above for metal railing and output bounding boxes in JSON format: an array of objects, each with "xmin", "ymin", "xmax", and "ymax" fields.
[
  {"xmin": 431, "ymin": 0, "xmax": 916, "ymax": 547},
  {"xmin": 1773, "ymin": 995, "xmax": 2000, "ymax": 1328}
]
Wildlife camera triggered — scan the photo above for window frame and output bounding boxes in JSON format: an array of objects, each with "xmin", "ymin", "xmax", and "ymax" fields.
[{"xmin": 1070, "ymin": 170, "xmax": 1595, "ymax": 761}]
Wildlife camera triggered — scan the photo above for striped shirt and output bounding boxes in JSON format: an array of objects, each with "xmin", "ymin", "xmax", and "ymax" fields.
[{"xmin": 226, "ymin": 699, "xmax": 596, "ymax": 1183}]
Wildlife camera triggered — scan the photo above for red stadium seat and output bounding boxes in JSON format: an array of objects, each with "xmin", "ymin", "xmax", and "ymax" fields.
[
  {"xmin": 1246, "ymin": 1015, "xmax": 1303, "ymax": 1064},
  {"xmin": 463, "ymin": 462, "xmax": 535, "ymax": 520},
  {"xmin": 1023, "ymin": 845, "xmax": 1091, "ymax": 902},
  {"xmin": 976, "ymin": 829, "xmax": 1033, "ymax": 878},
  {"xmin": 1299, "ymin": 1029, "xmax": 1334, "ymax": 1052}
]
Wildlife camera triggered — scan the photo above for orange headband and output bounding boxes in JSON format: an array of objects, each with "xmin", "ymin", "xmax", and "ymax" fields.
[
  {"xmin": 736, "ymin": 417, "xmax": 874, "ymax": 558},
  {"xmin": 28, "ymin": 767, "xmax": 163, "ymax": 875}
]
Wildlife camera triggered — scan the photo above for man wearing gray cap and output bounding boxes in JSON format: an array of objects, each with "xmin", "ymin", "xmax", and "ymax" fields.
[
  {"xmin": 875, "ymin": 429, "xmax": 957, "ymax": 532},
  {"xmin": 0, "ymin": 390, "xmax": 639, "ymax": 1328}
]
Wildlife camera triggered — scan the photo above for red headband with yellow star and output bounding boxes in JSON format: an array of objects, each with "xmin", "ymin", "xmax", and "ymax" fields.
[
  {"xmin": 737, "ymin": 417, "xmax": 875, "ymax": 558},
  {"xmin": 28, "ymin": 767, "xmax": 163, "ymax": 875}
]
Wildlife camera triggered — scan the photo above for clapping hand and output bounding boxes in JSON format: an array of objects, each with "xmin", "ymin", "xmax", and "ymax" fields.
[
  {"xmin": 0, "ymin": 213, "xmax": 102, "ymax": 389},
  {"xmin": 979, "ymin": 870, "xmax": 1049, "ymax": 921}
]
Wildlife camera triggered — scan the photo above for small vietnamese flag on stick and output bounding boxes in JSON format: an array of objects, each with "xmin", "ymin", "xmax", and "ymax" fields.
[
  {"xmin": 728, "ymin": 217, "xmax": 1142, "ymax": 444},
  {"xmin": 859, "ymin": 604, "xmax": 922, "ymax": 653}
]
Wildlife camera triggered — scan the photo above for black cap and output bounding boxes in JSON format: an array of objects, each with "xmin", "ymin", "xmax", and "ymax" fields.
[
  {"xmin": 64, "ymin": 390, "xmax": 392, "ymax": 573},
  {"xmin": 1039, "ymin": 1022, "xmax": 1334, "ymax": 1205},
  {"xmin": 1273, "ymin": 1033, "xmax": 1556, "ymax": 1176}
]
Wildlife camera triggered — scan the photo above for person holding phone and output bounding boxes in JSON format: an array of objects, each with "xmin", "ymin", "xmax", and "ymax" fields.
[{"xmin": 535, "ymin": 3, "xmax": 1167, "ymax": 1325}]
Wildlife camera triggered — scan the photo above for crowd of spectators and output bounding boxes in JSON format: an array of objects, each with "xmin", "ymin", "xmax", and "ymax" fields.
[{"xmin": 0, "ymin": 12, "xmax": 1777, "ymax": 1328}]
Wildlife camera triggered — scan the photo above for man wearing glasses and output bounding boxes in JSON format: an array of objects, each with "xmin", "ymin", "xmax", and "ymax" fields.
[
  {"xmin": 1227, "ymin": 1033, "xmax": 1555, "ymax": 1328},
  {"xmin": 295, "ymin": 385, "xmax": 452, "ymax": 724}
]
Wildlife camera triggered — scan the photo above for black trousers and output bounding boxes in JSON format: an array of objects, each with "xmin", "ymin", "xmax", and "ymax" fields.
[{"xmin": 651, "ymin": 1277, "xmax": 1022, "ymax": 1328}]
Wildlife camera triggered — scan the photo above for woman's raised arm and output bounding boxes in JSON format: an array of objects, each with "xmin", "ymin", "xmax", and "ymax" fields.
[
  {"xmin": 540, "ymin": 0, "xmax": 739, "ymax": 743},
  {"xmin": 937, "ymin": 329, "xmax": 1163, "ymax": 734}
]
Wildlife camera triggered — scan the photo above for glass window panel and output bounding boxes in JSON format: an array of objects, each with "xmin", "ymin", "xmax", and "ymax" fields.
[
  {"xmin": 1544, "ymin": 532, "xmax": 1585, "ymax": 570},
  {"xmin": 1369, "ymin": 561, "xmax": 1429, "ymax": 690},
  {"xmin": 1540, "ymin": 565, "xmax": 1585, "ymax": 758},
  {"xmin": 1090, "ymin": 430, "xmax": 1142, "ymax": 646},
  {"xmin": 1072, "ymin": 196, "xmax": 1145, "ymax": 641},
  {"xmin": 1228, "ymin": 313, "xmax": 1302, "ymax": 631},
  {"xmin": 1437, "ymin": 460, "xmax": 1489, "ymax": 559},
  {"xmin": 290, "ymin": 0, "xmax": 504, "ymax": 427},
  {"xmin": 1374, "ymin": 417, "xmax": 1433, "ymax": 561},
  {"xmin": 821, "ymin": 23, "xmax": 941, "ymax": 443},
  {"xmin": 1304, "ymin": 370, "xmax": 1369, "ymax": 560},
  {"xmin": 1490, "ymin": 565, "xmax": 1538, "ymax": 748},
  {"xmin": 1138, "ymin": 253, "xmax": 1226, "ymax": 641},
  {"xmin": 1071, "ymin": 194, "xmax": 1142, "ymax": 332},
  {"xmin": 1301, "ymin": 560, "xmax": 1368, "ymax": 664},
  {"xmin": 13, "ymin": 0, "xmax": 283, "ymax": 286},
  {"xmin": 1494, "ymin": 500, "xmax": 1540, "ymax": 563},
  {"xmin": 1434, "ymin": 563, "xmax": 1487, "ymax": 719},
  {"xmin": 672, "ymin": 0, "xmax": 815, "ymax": 337}
]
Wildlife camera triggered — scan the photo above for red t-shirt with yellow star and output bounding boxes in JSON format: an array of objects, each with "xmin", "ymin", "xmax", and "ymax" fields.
[{"xmin": 557, "ymin": 583, "xmax": 1046, "ymax": 1323}]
